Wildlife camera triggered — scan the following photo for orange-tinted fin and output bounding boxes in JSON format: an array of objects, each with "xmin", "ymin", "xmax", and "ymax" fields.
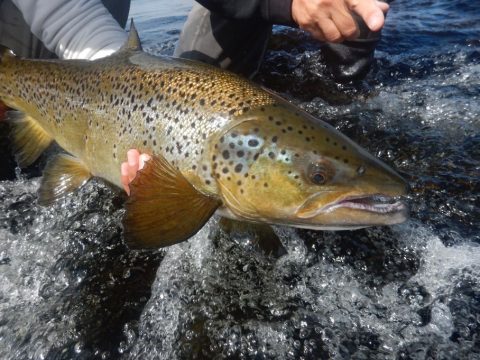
[
  {"xmin": 38, "ymin": 154, "xmax": 92, "ymax": 206},
  {"xmin": 8, "ymin": 111, "xmax": 53, "ymax": 167},
  {"xmin": 123, "ymin": 154, "xmax": 221, "ymax": 249},
  {"xmin": 0, "ymin": 102, "xmax": 9, "ymax": 121}
]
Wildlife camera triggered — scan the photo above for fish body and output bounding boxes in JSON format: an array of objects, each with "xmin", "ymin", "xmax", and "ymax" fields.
[{"xmin": 0, "ymin": 27, "xmax": 408, "ymax": 248}]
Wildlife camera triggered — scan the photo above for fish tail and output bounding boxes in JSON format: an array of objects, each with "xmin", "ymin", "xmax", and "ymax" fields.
[
  {"xmin": 0, "ymin": 45, "xmax": 16, "ymax": 120},
  {"xmin": 0, "ymin": 46, "xmax": 53, "ymax": 164}
]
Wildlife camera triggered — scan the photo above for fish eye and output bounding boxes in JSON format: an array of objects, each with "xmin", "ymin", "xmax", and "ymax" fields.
[
  {"xmin": 310, "ymin": 172, "xmax": 326, "ymax": 185},
  {"xmin": 307, "ymin": 161, "xmax": 334, "ymax": 185}
]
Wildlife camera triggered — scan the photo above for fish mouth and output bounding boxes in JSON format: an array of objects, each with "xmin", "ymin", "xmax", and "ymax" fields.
[
  {"xmin": 324, "ymin": 194, "xmax": 407, "ymax": 214},
  {"xmin": 296, "ymin": 193, "xmax": 408, "ymax": 220}
]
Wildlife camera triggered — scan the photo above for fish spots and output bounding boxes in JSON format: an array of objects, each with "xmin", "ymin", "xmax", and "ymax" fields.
[
  {"xmin": 11, "ymin": 54, "xmax": 286, "ymax": 202},
  {"xmin": 212, "ymin": 131, "xmax": 266, "ymax": 184},
  {"xmin": 248, "ymin": 139, "xmax": 259, "ymax": 147}
]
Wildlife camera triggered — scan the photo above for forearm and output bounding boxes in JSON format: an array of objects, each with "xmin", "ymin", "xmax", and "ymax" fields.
[
  {"xmin": 12, "ymin": 0, "xmax": 127, "ymax": 60},
  {"xmin": 195, "ymin": 0, "xmax": 294, "ymax": 25}
]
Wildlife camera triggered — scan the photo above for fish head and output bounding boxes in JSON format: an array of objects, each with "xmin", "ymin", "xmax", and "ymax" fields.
[{"xmin": 212, "ymin": 103, "xmax": 409, "ymax": 230}]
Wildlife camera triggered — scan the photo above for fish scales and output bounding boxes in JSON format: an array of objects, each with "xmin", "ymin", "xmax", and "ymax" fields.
[{"xmin": 0, "ymin": 52, "xmax": 275, "ymax": 191}]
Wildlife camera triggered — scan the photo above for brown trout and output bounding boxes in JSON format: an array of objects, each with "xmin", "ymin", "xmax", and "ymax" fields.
[{"xmin": 0, "ymin": 25, "xmax": 408, "ymax": 248}]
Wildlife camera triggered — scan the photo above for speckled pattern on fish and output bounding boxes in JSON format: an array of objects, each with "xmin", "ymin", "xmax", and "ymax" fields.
[{"xmin": 0, "ymin": 28, "xmax": 408, "ymax": 248}]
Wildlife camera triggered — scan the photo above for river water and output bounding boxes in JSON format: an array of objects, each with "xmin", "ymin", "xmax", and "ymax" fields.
[{"xmin": 0, "ymin": 0, "xmax": 479, "ymax": 359}]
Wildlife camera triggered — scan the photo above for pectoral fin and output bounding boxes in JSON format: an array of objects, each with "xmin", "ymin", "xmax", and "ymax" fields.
[
  {"xmin": 0, "ymin": 102, "xmax": 9, "ymax": 121},
  {"xmin": 219, "ymin": 218, "xmax": 287, "ymax": 258},
  {"xmin": 123, "ymin": 155, "xmax": 221, "ymax": 249},
  {"xmin": 8, "ymin": 111, "xmax": 53, "ymax": 167},
  {"xmin": 38, "ymin": 154, "xmax": 92, "ymax": 206}
]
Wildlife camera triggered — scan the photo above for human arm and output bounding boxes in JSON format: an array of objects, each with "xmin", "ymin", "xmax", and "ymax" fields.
[
  {"xmin": 195, "ymin": 0, "xmax": 295, "ymax": 25},
  {"xmin": 195, "ymin": 0, "xmax": 389, "ymax": 42},
  {"xmin": 12, "ymin": 0, "xmax": 127, "ymax": 60}
]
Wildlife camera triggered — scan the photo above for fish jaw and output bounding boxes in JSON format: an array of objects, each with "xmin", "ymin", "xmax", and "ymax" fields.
[
  {"xmin": 292, "ymin": 161, "xmax": 409, "ymax": 228},
  {"xmin": 294, "ymin": 192, "xmax": 409, "ymax": 228}
]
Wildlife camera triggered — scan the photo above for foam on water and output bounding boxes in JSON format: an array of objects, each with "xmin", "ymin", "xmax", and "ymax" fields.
[
  {"xmin": 0, "ymin": 180, "xmax": 163, "ymax": 359},
  {"xmin": 121, "ymin": 220, "xmax": 480, "ymax": 359}
]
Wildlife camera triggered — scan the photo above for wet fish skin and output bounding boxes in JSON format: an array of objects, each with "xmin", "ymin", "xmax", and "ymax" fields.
[
  {"xmin": 0, "ymin": 49, "xmax": 273, "ymax": 190},
  {"xmin": 0, "ymin": 28, "xmax": 408, "ymax": 248},
  {"xmin": 210, "ymin": 101, "xmax": 408, "ymax": 229}
]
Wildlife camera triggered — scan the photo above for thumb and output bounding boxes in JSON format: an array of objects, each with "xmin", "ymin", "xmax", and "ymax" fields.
[{"xmin": 348, "ymin": 0, "xmax": 386, "ymax": 31}]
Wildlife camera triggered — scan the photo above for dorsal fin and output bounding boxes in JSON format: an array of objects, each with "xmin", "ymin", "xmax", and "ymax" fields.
[
  {"xmin": 121, "ymin": 19, "xmax": 143, "ymax": 52},
  {"xmin": 0, "ymin": 45, "xmax": 16, "ymax": 63}
]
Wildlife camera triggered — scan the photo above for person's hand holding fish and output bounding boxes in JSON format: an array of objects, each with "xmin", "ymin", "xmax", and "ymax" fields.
[
  {"xmin": 291, "ymin": 0, "xmax": 389, "ymax": 42},
  {"xmin": 121, "ymin": 150, "xmax": 151, "ymax": 195}
]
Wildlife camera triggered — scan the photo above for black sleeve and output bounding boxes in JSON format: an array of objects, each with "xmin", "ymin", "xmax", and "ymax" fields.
[{"xmin": 195, "ymin": 0, "xmax": 294, "ymax": 25}]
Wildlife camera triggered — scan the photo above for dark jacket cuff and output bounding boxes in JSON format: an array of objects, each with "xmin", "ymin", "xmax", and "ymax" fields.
[{"xmin": 261, "ymin": 0, "xmax": 294, "ymax": 26}]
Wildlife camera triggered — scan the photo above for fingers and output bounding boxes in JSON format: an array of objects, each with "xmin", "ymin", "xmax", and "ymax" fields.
[
  {"xmin": 127, "ymin": 149, "xmax": 140, "ymax": 182},
  {"xmin": 291, "ymin": 0, "xmax": 389, "ymax": 43},
  {"xmin": 121, "ymin": 162, "xmax": 131, "ymax": 195},
  {"xmin": 347, "ymin": 0, "xmax": 386, "ymax": 31},
  {"xmin": 318, "ymin": 18, "xmax": 344, "ymax": 43},
  {"xmin": 330, "ymin": 4, "xmax": 360, "ymax": 39},
  {"xmin": 120, "ymin": 149, "xmax": 151, "ymax": 196},
  {"xmin": 139, "ymin": 153, "xmax": 151, "ymax": 170},
  {"xmin": 376, "ymin": 1, "xmax": 390, "ymax": 13}
]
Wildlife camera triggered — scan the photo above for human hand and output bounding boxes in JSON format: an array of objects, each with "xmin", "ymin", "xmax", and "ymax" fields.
[
  {"xmin": 291, "ymin": 0, "xmax": 389, "ymax": 43},
  {"xmin": 121, "ymin": 149, "xmax": 151, "ymax": 195}
]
